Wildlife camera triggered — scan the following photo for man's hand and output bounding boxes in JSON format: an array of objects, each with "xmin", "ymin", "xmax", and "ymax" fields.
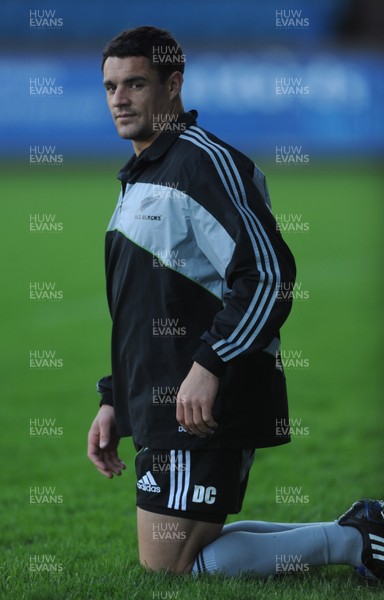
[
  {"xmin": 87, "ymin": 405, "xmax": 126, "ymax": 478},
  {"xmin": 176, "ymin": 362, "xmax": 219, "ymax": 438}
]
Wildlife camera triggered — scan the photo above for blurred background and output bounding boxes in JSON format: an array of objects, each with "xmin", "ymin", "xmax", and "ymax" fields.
[{"xmin": 1, "ymin": 0, "xmax": 383, "ymax": 158}]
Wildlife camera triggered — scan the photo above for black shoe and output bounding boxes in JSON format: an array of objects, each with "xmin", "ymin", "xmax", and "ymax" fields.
[{"xmin": 338, "ymin": 499, "xmax": 384, "ymax": 581}]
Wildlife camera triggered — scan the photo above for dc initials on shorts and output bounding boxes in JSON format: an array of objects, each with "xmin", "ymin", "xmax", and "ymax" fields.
[{"xmin": 192, "ymin": 485, "xmax": 217, "ymax": 504}]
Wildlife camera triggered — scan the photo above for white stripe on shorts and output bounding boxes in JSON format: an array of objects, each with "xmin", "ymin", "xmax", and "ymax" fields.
[{"xmin": 167, "ymin": 450, "xmax": 191, "ymax": 511}]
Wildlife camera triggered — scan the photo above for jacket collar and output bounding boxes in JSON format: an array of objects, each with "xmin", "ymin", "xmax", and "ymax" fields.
[{"xmin": 118, "ymin": 110, "xmax": 198, "ymax": 187}]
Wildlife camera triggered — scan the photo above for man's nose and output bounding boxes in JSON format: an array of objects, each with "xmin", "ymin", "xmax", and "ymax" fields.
[{"xmin": 112, "ymin": 86, "xmax": 131, "ymax": 107}]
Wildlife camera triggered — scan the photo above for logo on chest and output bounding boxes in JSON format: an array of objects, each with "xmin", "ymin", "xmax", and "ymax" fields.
[{"xmin": 135, "ymin": 196, "xmax": 162, "ymax": 221}]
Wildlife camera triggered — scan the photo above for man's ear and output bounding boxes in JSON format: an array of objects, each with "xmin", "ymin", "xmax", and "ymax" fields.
[{"xmin": 168, "ymin": 71, "xmax": 183, "ymax": 99}]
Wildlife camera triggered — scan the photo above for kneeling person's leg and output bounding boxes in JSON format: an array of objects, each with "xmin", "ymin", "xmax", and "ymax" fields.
[
  {"xmin": 137, "ymin": 507, "xmax": 222, "ymax": 573},
  {"xmin": 135, "ymin": 447, "xmax": 254, "ymax": 573}
]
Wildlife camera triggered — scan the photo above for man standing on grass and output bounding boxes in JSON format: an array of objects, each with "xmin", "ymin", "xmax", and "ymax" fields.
[{"xmin": 87, "ymin": 26, "xmax": 384, "ymax": 580}]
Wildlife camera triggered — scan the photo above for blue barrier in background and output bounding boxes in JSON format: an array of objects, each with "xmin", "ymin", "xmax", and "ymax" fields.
[
  {"xmin": 2, "ymin": 0, "xmax": 349, "ymax": 45},
  {"xmin": 4, "ymin": 50, "xmax": 383, "ymax": 159}
]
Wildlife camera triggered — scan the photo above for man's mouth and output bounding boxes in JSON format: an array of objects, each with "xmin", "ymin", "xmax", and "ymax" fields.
[{"xmin": 116, "ymin": 113, "xmax": 136, "ymax": 119}]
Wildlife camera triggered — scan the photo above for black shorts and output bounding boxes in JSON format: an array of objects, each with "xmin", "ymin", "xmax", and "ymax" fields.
[{"xmin": 135, "ymin": 447, "xmax": 255, "ymax": 523}]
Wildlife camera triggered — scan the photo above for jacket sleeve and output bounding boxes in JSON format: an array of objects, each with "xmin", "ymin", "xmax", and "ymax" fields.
[
  {"xmin": 189, "ymin": 158, "xmax": 296, "ymax": 377},
  {"xmin": 96, "ymin": 375, "xmax": 113, "ymax": 407}
]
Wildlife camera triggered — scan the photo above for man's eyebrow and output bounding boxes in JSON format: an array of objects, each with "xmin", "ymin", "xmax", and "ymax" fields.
[{"xmin": 103, "ymin": 76, "xmax": 147, "ymax": 87}]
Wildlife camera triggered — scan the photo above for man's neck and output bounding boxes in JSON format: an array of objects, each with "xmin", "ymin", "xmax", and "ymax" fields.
[{"xmin": 132, "ymin": 102, "xmax": 185, "ymax": 156}]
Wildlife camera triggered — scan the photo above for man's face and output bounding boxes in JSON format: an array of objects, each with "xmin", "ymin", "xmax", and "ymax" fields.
[{"xmin": 103, "ymin": 56, "xmax": 175, "ymax": 149}]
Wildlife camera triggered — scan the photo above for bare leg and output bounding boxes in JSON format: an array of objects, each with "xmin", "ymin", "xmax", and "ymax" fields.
[{"xmin": 137, "ymin": 507, "xmax": 223, "ymax": 573}]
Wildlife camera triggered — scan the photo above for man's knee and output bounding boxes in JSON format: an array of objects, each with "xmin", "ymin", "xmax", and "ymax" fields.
[
  {"xmin": 137, "ymin": 507, "xmax": 222, "ymax": 573},
  {"xmin": 139, "ymin": 557, "xmax": 192, "ymax": 574}
]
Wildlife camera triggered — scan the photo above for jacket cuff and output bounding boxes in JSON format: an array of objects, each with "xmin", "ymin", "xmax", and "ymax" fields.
[
  {"xmin": 193, "ymin": 341, "xmax": 226, "ymax": 377},
  {"xmin": 96, "ymin": 376, "xmax": 114, "ymax": 407},
  {"xmin": 99, "ymin": 395, "xmax": 114, "ymax": 408}
]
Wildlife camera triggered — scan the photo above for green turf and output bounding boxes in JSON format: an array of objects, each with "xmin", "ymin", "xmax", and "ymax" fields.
[{"xmin": 1, "ymin": 161, "xmax": 382, "ymax": 599}]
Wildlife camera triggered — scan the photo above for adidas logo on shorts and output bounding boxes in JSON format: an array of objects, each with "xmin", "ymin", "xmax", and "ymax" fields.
[{"xmin": 137, "ymin": 471, "xmax": 161, "ymax": 493}]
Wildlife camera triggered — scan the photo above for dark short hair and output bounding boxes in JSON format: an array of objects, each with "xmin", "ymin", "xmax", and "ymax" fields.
[{"xmin": 102, "ymin": 25, "xmax": 185, "ymax": 82}]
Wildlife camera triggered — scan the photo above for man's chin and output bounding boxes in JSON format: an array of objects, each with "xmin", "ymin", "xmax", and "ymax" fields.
[
  {"xmin": 116, "ymin": 127, "xmax": 136, "ymax": 140},
  {"xmin": 116, "ymin": 126, "xmax": 160, "ymax": 144},
  {"xmin": 114, "ymin": 121, "xmax": 141, "ymax": 139}
]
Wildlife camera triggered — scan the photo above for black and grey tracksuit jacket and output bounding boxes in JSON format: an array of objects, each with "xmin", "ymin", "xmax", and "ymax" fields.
[{"xmin": 97, "ymin": 110, "xmax": 296, "ymax": 449}]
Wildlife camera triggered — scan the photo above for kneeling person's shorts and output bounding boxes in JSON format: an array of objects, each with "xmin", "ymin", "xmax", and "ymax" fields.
[{"xmin": 135, "ymin": 447, "xmax": 255, "ymax": 524}]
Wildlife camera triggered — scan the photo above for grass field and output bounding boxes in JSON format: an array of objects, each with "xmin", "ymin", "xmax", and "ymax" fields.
[{"xmin": 1, "ymin": 160, "xmax": 383, "ymax": 600}]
